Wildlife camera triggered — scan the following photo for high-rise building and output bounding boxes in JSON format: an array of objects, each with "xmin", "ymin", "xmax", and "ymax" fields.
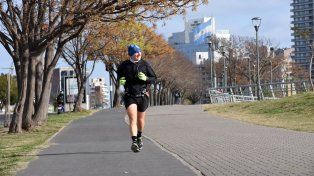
[
  {"xmin": 291, "ymin": 0, "xmax": 314, "ymax": 75},
  {"xmin": 168, "ymin": 17, "xmax": 230, "ymax": 65}
]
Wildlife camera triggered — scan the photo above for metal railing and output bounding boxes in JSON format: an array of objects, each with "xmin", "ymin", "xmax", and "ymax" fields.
[{"xmin": 208, "ymin": 81, "xmax": 310, "ymax": 104}]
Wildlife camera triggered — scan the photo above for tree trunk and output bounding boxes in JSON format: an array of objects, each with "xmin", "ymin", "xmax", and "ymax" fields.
[
  {"xmin": 33, "ymin": 83, "xmax": 51, "ymax": 125},
  {"xmin": 158, "ymin": 89, "xmax": 162, "ymax": 105},
  {"xmin": 165, "ymin": 89, "xmax": 170, "ymax": 105},
  {"xmin": 167, "ymin": 89, "xmax": 170, "ymax": 105},
  {"xmin": 33, "ymin": 70, "xmax": 53, "ymax": 125},
  {"xmin": 73, "ymin": 77, "xmax": 85, "ymax": 112},
  {"xmin": 9, "ymin": 51, "xmax": 30, "ymax": 133},
  {"xmin": 22, "ymin": 56, "xmax": 37, "ymax": 130},
  {"xmin": 33, "ymin": 43, "xmax": 56, "ymax": 124},
  {"xmin": 13, "ymin": 61, "xmax": 22, "ymax": 96},
  {"xmin": 113, "ymin": 83, "xmax": 121, "ymax": 107},
  {"xmin": 165, "ymin": 89, "xmax": 168, "ymax": 105},
  {"xmin": 149, "ymin": 85, "xmax": 153, "ymax": 106},
  {"xmin": 153, "ymin": 83, "xmax": 157, "ymax": 106},
  {"xmin": 35, "ymin": 59, "xmax": 43, "ymax": 106},
  {"xmin": 161, "ymin": 90, "xmax": 165, "ymax": 105},
  {"xmin": 157, "ymin": 88, "xmax": 161, "ymax": 106}
]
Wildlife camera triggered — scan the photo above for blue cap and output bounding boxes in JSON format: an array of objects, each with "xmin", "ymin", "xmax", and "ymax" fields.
[{"xmin": 128, "ymin": 44, "xmax": 141, "ymax": 56}]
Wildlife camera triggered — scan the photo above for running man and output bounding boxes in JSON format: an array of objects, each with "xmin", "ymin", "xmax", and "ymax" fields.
[{"xmin": 117, "ymin": 44, "xmax": 156, "ymax": 153}]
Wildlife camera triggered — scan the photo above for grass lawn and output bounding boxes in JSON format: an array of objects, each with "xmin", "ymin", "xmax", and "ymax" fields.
[
  {"xmin": 0, "ymin": 110, "xmax": 93, "ymax": 176},
  {"xmin": 203, "ymin": 92, "xmax": 314, "ymax": 133}
]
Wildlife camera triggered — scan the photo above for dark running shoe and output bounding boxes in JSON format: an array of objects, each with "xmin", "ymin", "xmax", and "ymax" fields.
[
  {"xmin": 137, "ymin": 136, "xmax": 143, "ymax": 150},
  {"xmin": 131, "ymin": 142, "xmax": 140, "ymax": 153}
]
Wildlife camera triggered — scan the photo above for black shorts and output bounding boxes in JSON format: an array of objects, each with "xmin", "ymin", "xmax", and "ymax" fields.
[{"xmin": 124, "ymin": 94, "xmax": 149, "ymax": 112}]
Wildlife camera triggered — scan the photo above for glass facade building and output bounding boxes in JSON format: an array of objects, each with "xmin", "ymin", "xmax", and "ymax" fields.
[{"xmin": 291, "ymin": 0, "xmax": 314, "ymax": 76}]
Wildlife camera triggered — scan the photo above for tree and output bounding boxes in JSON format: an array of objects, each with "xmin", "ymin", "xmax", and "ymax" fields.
[
  {"xmin": 89, "ymin": 21, "xmax": 150, "ymax": 107},
  {"xmin": 205, "ymin": 35, "xmax": 286, "ymax": 88},
  {"xmin": 150, "ymin": 52, "xmax": 201, "ymax": 105},
  {"xmin": 291, "ymin": 63, "xmax": 308, "ymax": 82},
  {"xmin": 62, "ymin": 32, "xmax": 98, "ymax": 112},
  {"xmin": 89, "ymin": 19, "xmax": 202, "ymax": 106},
  {"xmin": 0, "ymin": 0, "xmax": 208, "ymax": 133},
  {"xmin": 89, "ymin": 20, "xmax": 175, "ymax": 107}
]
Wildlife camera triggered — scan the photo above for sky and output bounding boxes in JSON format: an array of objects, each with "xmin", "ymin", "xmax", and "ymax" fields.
[
  {"xmin": 0, "ymin": 0, "xmax": 292, "ymax": 81},
  {"xmin": 155, "ymin": 0, "xmax": 292, "ymax": 47}
]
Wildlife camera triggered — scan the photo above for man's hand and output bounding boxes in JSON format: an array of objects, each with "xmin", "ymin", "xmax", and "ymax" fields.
[
  {"xmin": 119, "ymin": 77, "xmax": 126, "ymax": 86},
  {"xmin": 138, "ymin": 72, "xmax": 147, "ymax": 81}
]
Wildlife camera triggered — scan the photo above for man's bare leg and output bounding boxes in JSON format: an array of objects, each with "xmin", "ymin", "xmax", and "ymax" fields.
[
  {"xmin": 137, "ymin": 111, "xmax": 146, "ymax": 132},
  {"xmin": 127, "ymin": 104, "xmax": 138, "ymax": 137},
  {"xmin": 127, "ymin": 104, "xmax": 140, "ymax": 152}
]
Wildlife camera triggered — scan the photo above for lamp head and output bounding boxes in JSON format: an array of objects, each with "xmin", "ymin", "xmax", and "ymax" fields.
[{"xmin": 251, "ymin": 17, "xmax": 261, "ymax": 31}]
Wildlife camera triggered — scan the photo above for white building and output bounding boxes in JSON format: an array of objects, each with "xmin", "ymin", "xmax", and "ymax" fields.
[
  {"xmin": 283, "ymin": 48, "xmax": 294, "ymax": 81},
  {"xmin": 168, "ymin": 17, "xmax": 230, "ymax": 65},
  {"xmin": 169, "ymin": 17, "xmax": 215, "ymax": 46},
  {"xmin": 90, "ymin": 78, "xmax": 110, "ymax": 109}
]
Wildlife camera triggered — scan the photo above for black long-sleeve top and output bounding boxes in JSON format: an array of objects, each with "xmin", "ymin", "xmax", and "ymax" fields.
[{"xmin": 117, "ymin": 59, "xmax": 156, "ymax": 95}]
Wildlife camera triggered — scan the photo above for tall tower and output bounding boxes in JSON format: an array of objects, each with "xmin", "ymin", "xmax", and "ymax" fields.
[
  {"xmin": 184, "ymin": 17, "xmax": 190, "ymax": 44},
  {"xmin": 291, "ymin": 0, "xmax": 314, "ymax": 72}
]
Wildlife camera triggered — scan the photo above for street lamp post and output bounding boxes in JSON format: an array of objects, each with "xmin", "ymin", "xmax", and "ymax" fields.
[
  {"xmin": 207, "ymin": 38, "xmax": 217, "ymax": 88},
  {"xmin": 252, "ymin": 17, "xmax": 262, "ymax": 100},
  {"xmin": 253, "ymin": 64, "xmax": 257, "ymax": 96},
  {"xmin": 207, "ymin": 41, "xmax": 213, "ymax": 88},
  {"xmin": 270, "ymin": 47, "xmax": 274, "ymax": 84},
  {"xmin": 248, "ymin": 58, "xmax": 252, "ymax": 85},
  {"xmin": 220, "ymin": 45, "xmax": 227, "ymax": 89}
]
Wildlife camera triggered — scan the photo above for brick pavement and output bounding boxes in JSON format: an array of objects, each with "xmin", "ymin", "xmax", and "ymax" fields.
[{"xmin": 145, "ymin": 105, "xmax": 314, "ymax": 176}]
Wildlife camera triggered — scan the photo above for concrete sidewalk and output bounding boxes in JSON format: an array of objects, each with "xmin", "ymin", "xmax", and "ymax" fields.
[{"xmin": 17, "ymin": 108, "xmax": 196, "ymax": 176}]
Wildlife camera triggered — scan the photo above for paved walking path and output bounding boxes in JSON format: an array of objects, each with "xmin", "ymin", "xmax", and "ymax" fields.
[
  {"xmin": 145, "ymin": 105, "xmax": 314, "ymax": 176},
  {"xmin": 17, "ymin": 105, "xmax": 314, "ymax": 176},
  {"xmin": 17, "ymin": 109, "xmax": 196, "ymax": 176}
]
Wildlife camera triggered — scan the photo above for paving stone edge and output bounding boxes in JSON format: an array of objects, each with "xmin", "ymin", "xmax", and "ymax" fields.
[{"xmin": 124, "ymin": 115, "xmax": 204, "ymax": 176}]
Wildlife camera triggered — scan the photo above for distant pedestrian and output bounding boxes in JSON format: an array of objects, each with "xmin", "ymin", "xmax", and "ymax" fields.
[
  {"xmin": 117, "ymin": 44, "xmax": 156, "ymax": 153},
  {"xmin": 56, "ymin": 91, "xmax": 65, "ymax": 113}
]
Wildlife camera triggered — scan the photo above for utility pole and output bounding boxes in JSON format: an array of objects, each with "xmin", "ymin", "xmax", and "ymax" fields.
[
  {"xmin": 5, "ymin": 73, "xmax": 11, "ymax": 127},
  {"xmin": 1, "ymin": 65, "xmax": 14, "ymax": 127}
]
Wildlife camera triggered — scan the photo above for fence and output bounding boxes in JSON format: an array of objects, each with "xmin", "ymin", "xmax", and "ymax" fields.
[{"xmin": 208, "ymin": 81, "xmax": 310, "ymax": 104}]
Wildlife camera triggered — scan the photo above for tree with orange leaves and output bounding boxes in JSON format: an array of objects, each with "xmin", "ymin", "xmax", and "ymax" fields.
[
  {"xmin": 89, "ymin": 20, "xmax": 175, "ymax": 106},
  {"xmin": 0, "ymin": 0, "xmax": 208, "ymax": 132}
]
